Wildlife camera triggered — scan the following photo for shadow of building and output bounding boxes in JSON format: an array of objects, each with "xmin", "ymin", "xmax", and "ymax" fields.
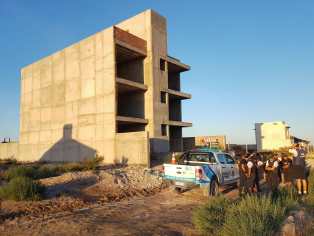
[{"xmin": 40, "ymin": 124, "xmax": 96, "ymax": 162}]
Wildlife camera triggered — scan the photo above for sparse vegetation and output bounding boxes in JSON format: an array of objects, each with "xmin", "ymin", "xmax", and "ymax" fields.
[
  {"xmin": 193, "ymin": 188, "xmax": 299, "ymax": 236},
  {"xmin": 192, "ymin": 196, "xmax": 230, "ymax": 235},
  {"xmin": 221, "ymin": 195, "xmax": 286, "ymax": 236},
  {"xmin": 0, "ymin": 176, "xmax": 45, "ymax": 201},
  {"xmin": 2, "ymin": 155, "xmax": 104, "ymax": 181}
]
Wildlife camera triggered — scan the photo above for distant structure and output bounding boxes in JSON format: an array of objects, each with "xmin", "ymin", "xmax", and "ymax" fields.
[
  {"xmin": 255, "ymin": 121, "xmax": 310, "ymax": 151},
  {"xmin": 183, "ymin": 135, "xmax": 226, "ymax": 151}
]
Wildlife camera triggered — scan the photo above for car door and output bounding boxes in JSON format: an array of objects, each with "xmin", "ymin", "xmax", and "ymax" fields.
[
  {"xmin": 225, "ymin": 154, "xmax": 239, "ymax": 182},
  {"xmin": 216, "ymin": 153, "xmax": 230, "ymax": 184}
]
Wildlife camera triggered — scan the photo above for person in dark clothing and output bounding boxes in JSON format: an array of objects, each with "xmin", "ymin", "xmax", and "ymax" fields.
[
  {"xmin": 281, "ymin": 155, "xmax": 293, "ymax": 186},
  {"xmin": 290, "ymin": 144, "xmax": 308, "ymax": 195},
  {"xmin": 265, "ymin": 154, "xmax": 280, "ymax": 193},
  {"xmin": 247, "ymin": 153, "xmax": 263, "ymax": 192},
  {"xmin": 238, "ymin": 155, "xmax": 249, "ymax": 196}
]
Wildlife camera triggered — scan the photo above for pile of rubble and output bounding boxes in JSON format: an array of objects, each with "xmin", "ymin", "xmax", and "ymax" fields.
[{"xmin": 0, "ymin": 165, "xmax": 167, "ymax": 224}]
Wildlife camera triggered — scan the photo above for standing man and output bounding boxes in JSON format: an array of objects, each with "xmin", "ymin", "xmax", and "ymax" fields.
[
  {"xmin": 290, "ymin": 144, "xmax": 308, "ymax": 195},
  {"xmin": 238, "ymin": 154, "xmax": 249, "ymax": 196}
]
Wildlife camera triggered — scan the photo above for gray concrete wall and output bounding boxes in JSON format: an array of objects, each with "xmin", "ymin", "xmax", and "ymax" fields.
[
  {"xmin": 19, "ymin": 28, "xmax": 116, "ymax": 163},
  {"xmin": 0, "ymin": 142, "xmax": 19, "ymax": 160},
  {"xmin": 115, "ymin": 131, "xmax": 149, "ymax": 165}
]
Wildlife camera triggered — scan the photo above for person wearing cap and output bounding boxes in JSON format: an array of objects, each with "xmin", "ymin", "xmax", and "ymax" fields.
[{"xmin": 290, "ymin": 144, "xmax": 308, "ymax": 195}]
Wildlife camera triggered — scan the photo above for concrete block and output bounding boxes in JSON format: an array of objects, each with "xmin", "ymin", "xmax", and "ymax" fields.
[
  {"xmin": 20, "ymin": 133, "xmax": 29, "ymax": 145},
  {"xmin": 51, "ymin": 106, "xmax": 65, "ymax": 129},
  {"xmin": 40, "ymin": 130, "xmax": 52, "ymax": 144},
  {"xmin": 78, "ymin": 125, "xmax": 96, "ymax": 141},
  {"xmin": 52, "ymin": 51, "xmax": 65, "ymax": 82},
  {"xmin": 29, "ymin": 109, "xmax": 41, "ymax": 131},
  {"xmin": 96, "ymin": 96, "xmax": 105, "ymax": 113},
  {"xmin": 65, "ymin": 102, "xmax": 79, "ymax": 123},
  {"xmin": 40, "ymin": 86, "xmax": 52, "ymax": 107},
  {"xmin": 32, "ymin": 90, "xmax": 41, "ymax": 108},
  {"xmin": 95, "ymin": 71, "xmax": 104, "ymax": 96},
  {"xmin": 96, "ymin": 114, "xmax": 104, "ymax": 125},
  {"xmin": 95, "ymin": 58, "xmax": 104, "ymax": 71},
  {"xmin": 80, "ymin": 57, "xmax": 95, "ymax": 79},
  {"xmin": 78, "ymin": 114, "xmax": 96, "ymax": 126},
  {"xmin": 40, "ymin": 60, "xmax": 52, "ymax": 88},
  {"xmin": 53, "ymin": 82, "xmax": 65, "ymax": 106},
  {"xmin": 41, "ymin": 107, "xmax": 52, "ymax": 127},
  {"xmin": 29, "ymin": 132, "xmax": 40, "ymax": 144},
  {"xmin": 24, "ymin": 77, "xmax": 33, "ymax": 94},
  {"xmin": 65, "ymin": 60, "xmax": 80, "ymax": 79},
  {"xmin": 95, "ymin": 125, "xmax": 104, "ymax": 140},
  {"xmin": 23, "ymin": 92, "xmax": 32, "ymax": 108},
  {"xmin": 81, "ymin": 79, "xmax": 95, "ymax": 98},
  {"xmin": 65, "ymin": 79, "xmax": 80, "ymax": 102},
  {"xmin": 80, "ymin": 37, "xmax": 95, "ymax": 60},
  {"xmin": 79, "ymin": 97, "xmax": 96, "ymax": 115}
]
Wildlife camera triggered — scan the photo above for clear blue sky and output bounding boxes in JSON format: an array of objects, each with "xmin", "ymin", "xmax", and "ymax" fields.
[{"xmin": 0, "ymin": 0, "xmax": 313, "ymax": 144}]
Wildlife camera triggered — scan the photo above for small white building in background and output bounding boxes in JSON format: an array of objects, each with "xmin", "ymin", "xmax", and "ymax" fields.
[{"xmin": 255, "ymin": 121, "xmax": 292, "ymax": 151}]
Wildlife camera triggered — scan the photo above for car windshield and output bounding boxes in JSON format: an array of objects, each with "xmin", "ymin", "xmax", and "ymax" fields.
[
  {"xmin": 217, "ymin": 154, "xmax": 226, "ymax": 164},
  {"xmin": 187, "ymin": 152, "xmax": 216, "ymax": 163}
]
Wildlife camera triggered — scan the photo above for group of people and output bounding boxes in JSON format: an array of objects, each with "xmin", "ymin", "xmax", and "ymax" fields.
[{"xmin": 238, "ymin": 143, "xmax": 308, "ymax": 196}]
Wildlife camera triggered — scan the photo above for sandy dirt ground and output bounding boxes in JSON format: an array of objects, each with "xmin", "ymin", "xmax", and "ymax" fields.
[{"xmin": 0, "ymin": 186, "xmax": 238, "ymax": 236}]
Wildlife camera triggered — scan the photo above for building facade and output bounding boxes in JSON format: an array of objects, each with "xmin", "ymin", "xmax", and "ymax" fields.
[
  {"xmin": 16, "ymin": 9, "xmax": 191, "ymax": 165},
  {"xmin": 255, "ymin": 121, "xmax": 292, "ymax": 151}
]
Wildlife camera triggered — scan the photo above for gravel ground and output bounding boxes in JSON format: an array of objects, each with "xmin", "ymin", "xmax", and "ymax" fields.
[{"xmin": 0, "ymin": 165, "xmax": 168, "ymax": 225}]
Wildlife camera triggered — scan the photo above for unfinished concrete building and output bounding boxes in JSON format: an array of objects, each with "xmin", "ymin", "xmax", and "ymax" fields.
[{"xmin": 16, "ymin": 9, "xmax": 191, "ymax": 165}]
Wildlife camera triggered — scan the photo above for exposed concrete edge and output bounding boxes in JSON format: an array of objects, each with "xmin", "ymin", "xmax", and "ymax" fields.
[
  {"xmin": 116, "ymin": 77, "xmax": 148, "ymax": 91},
  {"xmin": 167, "ymin": 56, "xmax": 190, "ymax": 72},
  {"xmin": 116, "ymin": 116, "xmax": 148, "ymax": 124},
  {"xmin": 165, "ymin": 88, "xmax": 191, "ymax": 99},
  {"xmin": 166, "ymin": 120, "xmax": 192, "ymax": 127},
  {"xmin": 115, "ymin": 40, "xmax": 147, "ymax": 56}
]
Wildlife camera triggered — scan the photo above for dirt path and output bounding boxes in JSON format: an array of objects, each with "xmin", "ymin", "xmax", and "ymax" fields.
[{"xmin": 1, "ymin": 187, "xmax": 238, "ymax": 236}]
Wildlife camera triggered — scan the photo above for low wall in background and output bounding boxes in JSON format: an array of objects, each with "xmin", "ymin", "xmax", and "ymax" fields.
[
  {"xmin": 0, "ymin": 142, "xmax": 19, "ymax": 160},
  {"xmin": 115, "ymin": 131, "xmax": 150, "ymax": 166}
]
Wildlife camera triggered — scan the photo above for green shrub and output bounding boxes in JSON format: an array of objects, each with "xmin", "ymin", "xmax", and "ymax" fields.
[
  {"xmin": 4, "ymin": 166, "xmax": 38, "ymax": 180},
  {"xmin": 192, "ymin": 196, "xmax": 230, "ymax": 235},
  {"xmin": 305, "ymin": 170, "xmax": 314, "ymax": 211},
  {"xmin": 271, "ymin": 188, "xmax": 299, "ymax": 212},
  {"xmin": 0, "ymin": 158, "xmax": 18, "ymax": 165},
  {"xmin": 221, "ymin": 195, "xmax": 286, "ymax": 236},
  {"xmin": 4, "ymin": 165, "xmax": 60, "ymax": 180},
  {"xmin": 0, "ymin": 176, "xmax": 45, "ymax": 201},
  {"xmin": 82, "ymin": 155, "xmax": 104, "ymax": 171}
]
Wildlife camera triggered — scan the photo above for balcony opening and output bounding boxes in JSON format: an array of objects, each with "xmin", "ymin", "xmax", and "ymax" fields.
[
  {"xmin": 117, "ymin": 90, "xmax": 144, "ymax": 118},
  {"xmin": 169, "ymin": 126, "xmax": 183, "ymax": 152},
  {"xmin": 161, "ymin": 124, "xmax": 167, "ymax": 136},
  {"xmin": 168, "ymin": 72, "xmax": 180, "ymax": 91},
  {"xmin": 169, "ymin": 98, "xmax": 182, "ymax": 121},
  {"xmin": 160, "ymin": 91, "xmax": 167, "ymax": 104},
  {"xmin": 117, "ymin": 123, "xmax": 146, "ymax": 133},
  {"xmin": 160, "ymin": 58, "xmax": 166, "ymax": 71},
  {"xmin": 116, "ymin": 45, "xmax": 145, "ymax": 83}
]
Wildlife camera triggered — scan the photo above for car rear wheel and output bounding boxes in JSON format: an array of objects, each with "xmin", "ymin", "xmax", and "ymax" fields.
[{"xmin": 209, "ymin": 179, "xmax": 219, "ymax": 196}]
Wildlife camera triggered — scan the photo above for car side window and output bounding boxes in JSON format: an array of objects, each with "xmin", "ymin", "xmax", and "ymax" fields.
[
  {"xmin": 217, "ymin": 154, "xmax": 226, "ymax": 164},
  {"xmin": 208, "ymin": 152, "xmax": 217, "ymax": 164},
  {"xmin": 225, "ymin": 154, "xmax": 235, "ymax": 164},
  {"xmin": 188, "ymin": 153, "xmax": 209, "ymax": 162}
]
